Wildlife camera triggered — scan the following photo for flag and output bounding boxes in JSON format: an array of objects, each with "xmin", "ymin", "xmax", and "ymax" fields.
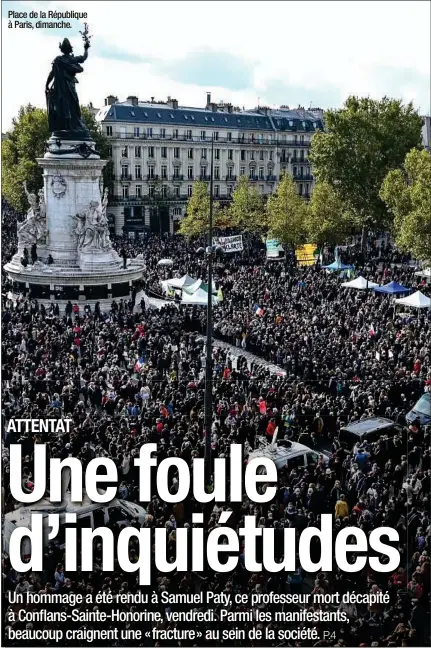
[
  {"xmin": 253, "ymin": 305, "xmax": 264, "ymax": 317},
  {"xmin": 217, "ymin": 288, "xmax": 223, "ymax": 302},
  {"xmin": 134, "ymin": 357, "xmax": 145, "ymax": 373},
  {"xmin": 375, "ymin": 351, "xmax": 381, "ymax": 361}
]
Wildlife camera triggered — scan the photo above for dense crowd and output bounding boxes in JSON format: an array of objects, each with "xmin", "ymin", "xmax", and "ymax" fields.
[{"xmin": 1, "ymin": 199, "xmax": 430, "ymax": 647}]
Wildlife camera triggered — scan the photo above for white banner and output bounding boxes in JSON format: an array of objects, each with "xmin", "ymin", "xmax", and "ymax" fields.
[
  {"xmin": 266, "ymin": 239, "xmax": 284, "ymax": 258},
  {"xmin": 214, "ymin": 234, "xmax": 243, "ymax": 253}
]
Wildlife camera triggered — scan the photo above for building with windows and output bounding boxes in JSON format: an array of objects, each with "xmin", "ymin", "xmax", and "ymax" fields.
[{"xmin": 96, "ymin": 94, "xmax": 324, "ymax": 236}]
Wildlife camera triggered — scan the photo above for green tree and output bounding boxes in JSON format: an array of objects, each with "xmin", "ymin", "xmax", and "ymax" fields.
[
  {"xmin": 306, "ymin": 180, "xmax": 353, "ymax": 247},
  {"xmin": 179, "ymin": 181, "xmax": 221, "ymax": 238},
  {"xmin": 2, "ymin": 104, "xmax": 111, "ymax": 212},
  {"xmin": 380, "ymin": 148, "xmax": 431, "ymax": 263},
  {"xmin": 266, "ymin": 174, "xmax": 308, "ymax": 250},
  {"xmin": 228, "ymin": 175, "xmax": 266, "ymax": 232},
  {"xmin": 309, "ymin": 96, "xmax": 423, "ymax": 243}
]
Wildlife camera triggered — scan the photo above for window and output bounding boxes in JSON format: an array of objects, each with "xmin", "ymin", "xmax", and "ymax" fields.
[
  {"xmin": 173, "ymin": 168, "xmax": 180, "ymax": 179},
  {"xmin": 259, "ymin": 184, "xmax": 264, "ymax": 193},
  {"xmin": 241, "ymin": 150, "xmax": 246, "ymax": 161},
  {"xmin": 227, "ymin": 132, "xmax": 232, "ymax": 142},
  {"xmin": 227, "ymin": 168, "xmax": 234, "ymax": 179},
  {"xmin": 299, "ymin": 184, "xmax": 303, "ymax": 195},
  {"xmin": 121, "ymin": 165, "xmax": 129, "ymax": 178},
  {"xmin": 228, "ymin": 185, "xmax": 233, "ymax": 196},
  {"xmin": 214, "ymin": 149, "xmax": 220, "ymax": 160},
  {"xmin": 187, "ymin": 166, "xmax": 194, "ymax": 179},
  {"xmin": 188, "ymin": 148, "xmax": 193, "ymax": 159},
  {"xmin": 240, "ymin": 166, "xmax": 245, "ymax": 176},
  {"xmin": 186, "ymin": 129, "xmax": 192, "ymax": 140},
  {"xmin": 239, "ymin": 133, "xmax": 245, "ymax": 142},
  {"xmin": 174, "ymin": 147, "xmax": 180, "ymax": 159},
  {"xmin": 269, "ymin": 151, "xmax": 273, "ymax": 161},
  {"xmin": 148, "ymin": 146, "xmax": 154, "ymax": 158},
  {"xmin": 148, "ymin": 167, "xmax": 155, "ymax": 179},
  {"xmin": 161, "ymin": 146, "xmax": 167, "ymax": 158},
  {"xmin": 259, "ymin": 167, "xmax": 264, "ymax": 179},
  {"xmin": 293, "ymin": 166, "xmax": 297, "ymax": 176},
  {"xmin": 187, "ymin": 184, "xmax": 193, "ymax": 197},
  {"xmin": 214, "ymin": 166, "xmax": 220, "ymax": 180},
  {"xmin": 136, "ymin": 185, "xmax": 142, "ymax": 197},
  {"xmin": 148, "ymin": 186, "xmax": 154, "ymax": 198},
  {"xmin": 134, "ymin": 127, "xmax": 140, "ymax": 137},
  {"xmin": 251, "ymin": 151, "xmax": 256, "ymax": 161},
  {"xmin": 147, "ymin": 127, "xmax": 153, "ymax": 138},
  {"xmin": 108, "ymin": 145, "xmax": 113, "ymax": 157},
  {"xmin": 161, "ymin": 185, "xmax": 167, "ymax": 198},
  {"xmin": 173, "ymin": 128, "xmax": 179, "ymax": 139},
  {"xmin": 306, "ymin": 452, "xmax": 319, "ymax": 466},
  {"xmin": 134, "ymin": 146, "xmax": 141, "ymax": 158},
  {"xmin": 259, "ymin": 150, "xmax": 264, "ymax": 161},
  {"xmin": 201, "ymin": 148, "xmax": 207, "ymax": 159},
  {"xmin": 122, "ymin": 186, "xmax": 129, "ymax": 198},
  {"xmin": 174, "ymin": 186, "xmax": 180, "ymax": 198},
  {"xmin": 294, "ymin": 135, "xmax": 298, "ymax": 144},
  {"xmin": 214, "ymin": 185, "xmax": 220, "ymax": 197},
  {"xmin": 121, "ymin": 146, "xmax": 128, "ymax": 158},
  {"xmin": 135, "ymin": 166, "xmax": 141, "ymax": 179},
  {"xmin": 287, "ymin": 455, "xmax": 305, "ymax": 470},
  {"xmin": 161, "ymin": 165, "xmax": 167, "ymax": 179},
  {"xmin": 201, "ymin": 130, "xmax": 206, "ymax": 140},
  {"xmin": 160, "ymin": 128, "xmax": 166, "ymax": 138},
  {"xmin": 213, "ymin": 132, "xmax": 219, "ymax": 141},
  {"xmin": 300, "ymin": 150, "xmax": 304, "ymax": 161},
  {"xmin": 228, "ymin": 149, "xmax": 233, "ymax": 160},
  {"xmin": 106, "ymin": 126, "xmax": 113, "ymax": 136},
  {"xmin": 300, "ymin": 135, "xmax": 304, "ymax": 144},
  {"xmin": 173, "ymin": 207, "xmax": 182, "ymax": 216},
  {"xmin": 306, "ymin": 184, "xmax": 310, "ymax": 195}
]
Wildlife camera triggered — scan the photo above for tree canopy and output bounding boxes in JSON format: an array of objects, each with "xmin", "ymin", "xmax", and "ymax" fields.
[
  {"xmin": 228, "ymin": 175, "xmax": 266, "ymax": 233},
  {"xmin": 380, "ymin": 148, "xmax": 431, "ymax": 263},
  {"xmin": 306, "ymin": 180, "xmax": 353, "ymax": 247},
  {"xmin": 179, "ymin": 181, "xmax": 221, "ymax": 238},
  {"xmin": 1, "ymin": 104, "xmax": 111, "ymax": 212},
  {"xmin": 309, "ymin": 96, "xmax": 423, "ymax": 235},
  {"xmin": 266, "ymin": 174, "xmax": 307, "ymax": 250}
]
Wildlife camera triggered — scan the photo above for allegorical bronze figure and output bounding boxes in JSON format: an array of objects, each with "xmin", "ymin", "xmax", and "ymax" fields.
[{"xmin": 45, "ymin": 24, "xmax": 92, "ymax": 140}]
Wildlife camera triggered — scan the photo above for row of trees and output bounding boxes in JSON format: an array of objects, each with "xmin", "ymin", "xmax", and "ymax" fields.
[{"xmin": 180, "ymin": 97, "xmax": 430, "ymax": 263}]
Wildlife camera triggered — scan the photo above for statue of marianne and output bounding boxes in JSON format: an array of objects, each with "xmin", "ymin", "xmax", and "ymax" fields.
[{"xmin": 45, "ymin": 36, "xmax": 91, "ymax": 140}]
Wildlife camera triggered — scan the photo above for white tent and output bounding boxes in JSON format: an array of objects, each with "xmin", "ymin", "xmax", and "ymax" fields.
[
  {"xmin": 414, "ymin": 267, "xmax": 431, "ymax": 278},
  {"xmin": 183, "ymin": 279, "xmax": 217, "ymax": 295},
  {"xmin": 166, "ymin": 275, "xmax": 196, "ymax": 289},
  {"xmin": 394, "ymin": 290, "xmax": 431, "ymax": 309},
  {"xmin": 341, "ymin": 276, "xmax": 380, "ymax": 290},
  {"xmin": 181, "ymin": 288, "xmax": 220, "ymax": 305}
]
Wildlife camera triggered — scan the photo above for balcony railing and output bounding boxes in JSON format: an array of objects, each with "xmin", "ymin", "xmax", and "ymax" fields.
[
  {"xmin": 293, "ymin": 174, "xmax": 314, "ymax": 181},
  {"xmin": 225, "ymin": 175, "xmax": 237, "ymax": 181},
  {"xmin": 120, "ymin": 174, "xmax": 133, "ymax": 181},
  {"xmin": 199, "ymin": 175, "xmax": 210, "ymax": 181},
  {"xmin": 267, "ymin": 175, "xmax": 277, "ymax": 181},
  {"xmin": 248, "ymin": 176, "xmax": 258, "ymax": 181},
  {"xmin": 147, "ymin": 174, "xmax": 159, "ymax": 181},
  {"xmin": 114, "ymin": 132, "xmax": 312, "ymax": 146},
  {"xmin": 172, "ymin": 175, "xmax": 184, "ymax": 181}
]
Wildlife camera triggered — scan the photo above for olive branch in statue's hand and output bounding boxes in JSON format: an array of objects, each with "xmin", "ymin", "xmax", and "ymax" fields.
[{"xmin": 79, "ymin": 23, "xmax": 92, "ymax": 49}]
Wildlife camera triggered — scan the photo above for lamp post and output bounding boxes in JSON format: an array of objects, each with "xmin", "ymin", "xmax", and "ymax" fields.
[{"xmin": 204, "ymin": 135, "xmax": 215, "ymax": 477}]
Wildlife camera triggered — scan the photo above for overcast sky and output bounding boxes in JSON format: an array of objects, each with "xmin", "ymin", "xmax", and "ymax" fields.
[{"xmin": 2, "ymin": 0, "xmax": 430, "ymax": 131}]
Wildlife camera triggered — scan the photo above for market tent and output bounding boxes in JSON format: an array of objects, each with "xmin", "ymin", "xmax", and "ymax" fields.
[
  {"xmin": 181, "ymin": 287, "xmax": 220, "ymax": 305},
  {"xmin": 323, "ymin": 260, "xmax": 354, "ymax": 271},
  {"xmin": 394, "ymin": 291, "xmax": 431, "ymax": 309},
  {"xmin": 341, "ymin": 276, "xmax": 379, "ymax": 290},
  {"xmin": 166, "ymin": 275, "xmax": 196, "ymax": 289},
  {"xmin": 374, "ymin": 281, "xmax": 410, "ymax": 294},
  {"xmin": 414, "ymin": 267, "xmax": 431, "ymax": 278},
  {"xmin": 183, "ymin": 279, "xmax": 217, "ymax": 295}
]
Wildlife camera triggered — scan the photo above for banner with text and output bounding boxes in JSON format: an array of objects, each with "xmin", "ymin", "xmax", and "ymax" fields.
[
  {"xmin": 214, "ymin": 234, "xmax": 243, "ymax": 253},
  {"xmin": 266, "ymin": 239, "xmax": 284, "ymax": 258}
]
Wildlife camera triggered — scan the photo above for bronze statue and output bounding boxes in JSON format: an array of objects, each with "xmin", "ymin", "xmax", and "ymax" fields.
[{"xmin": 45, "ymin": 24, "xmax": 92, "ymax": 140}]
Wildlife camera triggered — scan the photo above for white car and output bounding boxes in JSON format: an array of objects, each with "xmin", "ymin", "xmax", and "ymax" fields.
[
  {"xmin": 247, "ymin": 434, "xmax": 329, "ymax": 471},
  {"xmin": 3, "ymin": 492, "xmax": 147, "ymax": 559}
]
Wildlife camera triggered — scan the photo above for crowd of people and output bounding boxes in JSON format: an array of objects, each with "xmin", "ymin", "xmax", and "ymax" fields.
[{"xmin": 1, "ymin": 199, "xmax": 430, "ymax": 647}]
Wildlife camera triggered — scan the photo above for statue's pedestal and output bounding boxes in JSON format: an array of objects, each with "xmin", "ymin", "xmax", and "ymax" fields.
[{"xmin": 4, "ymin": 139, "xmax": 145, "ymax": 311}]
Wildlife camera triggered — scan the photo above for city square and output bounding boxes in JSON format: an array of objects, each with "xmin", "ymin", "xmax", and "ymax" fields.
[{"xmin": 1, "ymin": 2, "xmax": 430, "ymax": 647}]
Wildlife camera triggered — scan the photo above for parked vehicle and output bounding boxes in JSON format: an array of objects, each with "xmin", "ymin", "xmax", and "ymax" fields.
[
  {"xmin": 406, "ymin": 392, "xmax": 431, "ymax": 426},
  {"xmin": 247, "ymin": 431, "xmax": 328, "ymax": 471},
  {"xmin": 339, "ymin": 417, "xmax": 403, "ymax": 448}
]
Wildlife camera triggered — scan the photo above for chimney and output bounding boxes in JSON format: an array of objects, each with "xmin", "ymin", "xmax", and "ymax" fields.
[
  {"xmin": 206, "ymin": 92, "xmax": 211, "ymax": 107},
  {"xmin": 105, "ymin": 95, "xmax": 117, "ymax": 106},
  {"xmin": 127, "ymin": 96, "xmax": 139, "ymax": 106},
  {"xmin": 227, "ymin": 103, "xmax": 233, "ymax": 114},
  {"xmin": 151, "ymin": 96, "xmax": 155, "ymax": 103},
  {"xmin": 167, "ymin": 97, "xmax": 179, "ymax": 109},
  {"xmin": 211, "ymin": 103, "xmax": 217, "ymax": 113}
]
